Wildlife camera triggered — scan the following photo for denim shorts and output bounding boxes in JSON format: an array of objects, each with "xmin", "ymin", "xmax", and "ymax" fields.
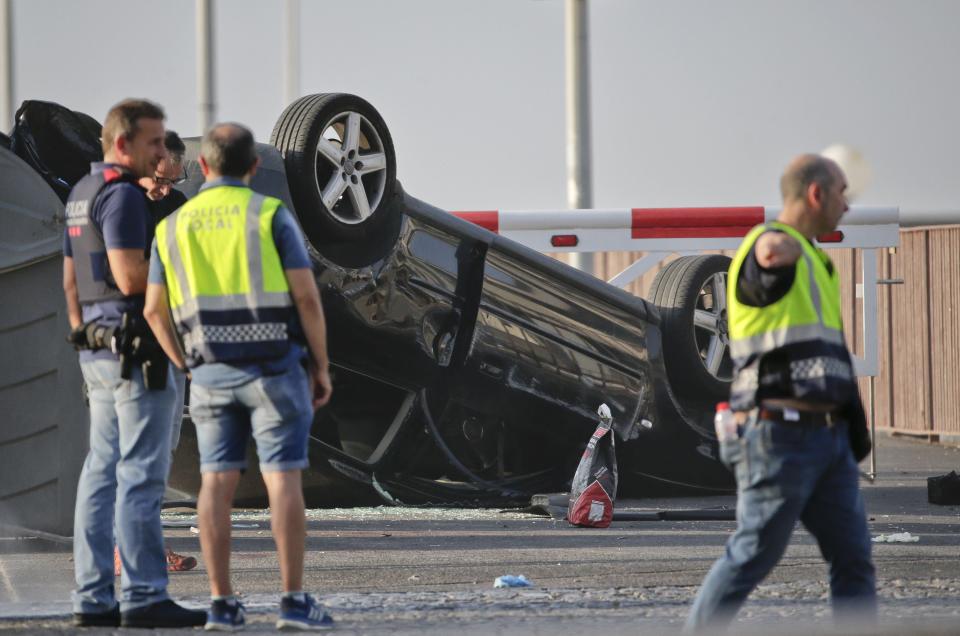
[{"xmin": 190, "ymin": 364, "xmax": 312, "ymax": 473}]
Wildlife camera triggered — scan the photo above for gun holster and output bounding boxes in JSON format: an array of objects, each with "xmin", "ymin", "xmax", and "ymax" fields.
[{"xmin": 116, "ymin": 313, "xmax": 169, "ymax": 391}]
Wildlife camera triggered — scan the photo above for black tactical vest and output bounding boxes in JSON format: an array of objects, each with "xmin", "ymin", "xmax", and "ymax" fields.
[{"xmin": 65, "ymin": 167, "xmax": 141, "ymax": 304}]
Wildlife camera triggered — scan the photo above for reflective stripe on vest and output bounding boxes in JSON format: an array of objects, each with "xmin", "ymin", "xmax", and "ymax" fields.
[
  {"xmin": 156, "ymin": 186, "xmax": 292, "ymax": 362},
  {"xmin": 726, "ymin": 222, "xmax": 855, "ymax": 407},
  {"xmin": 729, "ymin": 356, "xmax": 854, "ymax": 395}
]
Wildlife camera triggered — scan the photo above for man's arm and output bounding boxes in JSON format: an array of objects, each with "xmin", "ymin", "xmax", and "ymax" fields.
[
  {"xmin": 107, "ymin": 248, "xmax": 150, "ymax": 295},
  {"xmin": 62, "ymin": 256, "xmax": 82, "ymax": 329},
  {"xmin": 754, "ymin": 231, "xmax": 802, "ymax": 268},
  {"xmin": 285, "ymin": 267, "xmax": 332, "ymax": 408},
  {"xmin": 99, "ymin": 185, "xmax": 151, "ymax": 295},
  {"xmin": 144, "ymin": 281, "xmax": 188, "ymax": 371},
  {"xmin": 736, "ymin": 230, "xmax": 799, "ymax": 307}
]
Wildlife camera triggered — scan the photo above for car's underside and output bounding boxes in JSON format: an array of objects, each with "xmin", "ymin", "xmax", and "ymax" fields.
[{"xmin": 7, "ymin": 96, "xmax": 736, "ymax": 508}]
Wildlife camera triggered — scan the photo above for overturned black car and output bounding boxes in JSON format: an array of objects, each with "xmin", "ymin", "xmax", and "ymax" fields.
[{"xmin": 10, "ymin": 95, "xmax": 735, "ymax": 507}]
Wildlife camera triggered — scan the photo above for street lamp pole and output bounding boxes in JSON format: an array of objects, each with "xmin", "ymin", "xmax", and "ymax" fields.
[
  {"xmin": 196, "ymin": 0, "xmax": 215, "ymax": 133},
  {"xmin": 565, "ymin": 0, "xmax": 593, "ymax": 275},
  {"xmin": 283, "ymin": 0, "xmax": 300, "ymax": 107},
  {"xmin": 1, "ymin": 0, "xmax": 13, "ymax": 131}
]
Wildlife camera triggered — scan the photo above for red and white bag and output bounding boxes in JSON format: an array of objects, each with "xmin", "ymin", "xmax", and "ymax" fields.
[{"xmin": 567, "ymin": 404, "xmax": 618, "ymax": 528}]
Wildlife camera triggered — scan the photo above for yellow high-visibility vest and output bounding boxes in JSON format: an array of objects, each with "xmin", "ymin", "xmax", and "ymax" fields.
[
  {"xmin": 726, "ymin": 222, "xmax": 855, "ymax": 409},
  {"xmin": 156, "ymin": 185, "xmax": 294, "ymax": 365}
]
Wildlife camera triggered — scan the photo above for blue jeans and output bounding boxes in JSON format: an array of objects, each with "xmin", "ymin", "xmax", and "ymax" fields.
[
  {"xmin": 190, "ymin": 363, "xmax": 312, "ymax": 474},
  {"xmin": 685, "ymin": 415, "xmax": 876, "ymax": 631},
  {"xmin": 72, "ymin": 358, "xmax": 176, "ymax": 613}
]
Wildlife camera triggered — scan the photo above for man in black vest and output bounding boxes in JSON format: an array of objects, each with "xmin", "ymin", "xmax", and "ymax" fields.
[{"xmin": 63, "ymin": 99, "xmax": 205, "ymax": 629}]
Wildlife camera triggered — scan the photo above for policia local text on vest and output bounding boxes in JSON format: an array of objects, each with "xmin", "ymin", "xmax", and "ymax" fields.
[{"xmin": 155, "ymin": 185, "xmax": 295, "ymax": 366}]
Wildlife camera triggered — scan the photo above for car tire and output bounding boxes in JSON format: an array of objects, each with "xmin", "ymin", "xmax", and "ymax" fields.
[
  {"xmin": 649, "ymin": 254, "xmax": 733, "ymax": 403},
  {"xmin": 270, "ymin": 93, "xmax": 397, "ymax": 246}
]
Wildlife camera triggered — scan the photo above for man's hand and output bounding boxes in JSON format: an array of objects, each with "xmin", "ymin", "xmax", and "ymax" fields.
[
  {"xmin": 67, "ymin": 323, "xmax": 89, "ymax": 350},
  {"xmin": 143, "ymin": 281, "xmax": 188, "ymax": 370},
  {"xmin": 309, "ymin": 361, "xmax": 333, "ymax": 410},
  {"xmin": 755, "ymin": 231, "xmax": 802, "ymax": 268},
  {"xmin": 286, "ymin": 267, "xmax": 333, "ymax": 409}
]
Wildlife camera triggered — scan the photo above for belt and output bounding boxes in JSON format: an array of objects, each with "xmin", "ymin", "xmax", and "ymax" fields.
[{"xmin": 758, "ymin": 407, "xmax": 838, "ymax": 428}]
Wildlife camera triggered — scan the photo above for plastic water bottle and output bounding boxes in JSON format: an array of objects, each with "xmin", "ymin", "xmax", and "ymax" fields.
[{"xmin": 714, "ymin": 402, "xmax": 737, "ymax": 443}]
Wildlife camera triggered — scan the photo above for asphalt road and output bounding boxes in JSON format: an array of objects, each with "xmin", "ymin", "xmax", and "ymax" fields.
[{"xmin": 1, "ymin": 434, "xmax": 958, "ymax": 635}]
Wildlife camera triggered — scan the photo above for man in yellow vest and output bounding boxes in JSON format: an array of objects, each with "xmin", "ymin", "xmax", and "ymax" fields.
[
  {"xmin": 144, "ymin": 123, "xmax": 334, "ymax": 631},
  {"xmin": 684, "ymin": 155, "xmax": 876, "ymax": 631}
]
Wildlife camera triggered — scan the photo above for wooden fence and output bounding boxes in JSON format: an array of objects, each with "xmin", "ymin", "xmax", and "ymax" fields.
[{"xmin": 563, "ymin": 224, "xmax": 960, "ymax": 438}]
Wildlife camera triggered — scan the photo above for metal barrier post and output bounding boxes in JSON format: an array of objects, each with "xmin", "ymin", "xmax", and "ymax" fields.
[
  {"xmin": 868, "ymin": 375, "xmax": 877, "ymax": 480},
  {"xmin": 872, "ymin": 270, "xmax": 905, "ymax": 480}
]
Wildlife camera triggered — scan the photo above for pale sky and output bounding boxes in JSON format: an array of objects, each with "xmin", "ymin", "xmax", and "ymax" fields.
[{"xmin": 8, "ymin": 0, "xmax": 960, "ymax": 212}]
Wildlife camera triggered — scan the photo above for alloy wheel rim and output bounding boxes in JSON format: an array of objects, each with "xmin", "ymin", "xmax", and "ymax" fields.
[
  {"xmin": 691, "ymin": 271, "xmax": 733, "ymax": 381},
  {"xmin": 313, "ymin": 110, "xmax": 389, "ymax": 225}
]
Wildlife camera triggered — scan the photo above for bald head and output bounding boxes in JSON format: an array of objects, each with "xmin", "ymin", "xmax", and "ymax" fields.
[
  {"xmin": 780, "ymin": 154, "xmax": 841, "ymax": 204},
  {"xmin": 200, "ymin": 123, "xmax": 258, "ymax": 178}
]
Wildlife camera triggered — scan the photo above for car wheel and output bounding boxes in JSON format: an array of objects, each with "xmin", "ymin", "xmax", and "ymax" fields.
[
  {"xmin": 649, "ymin": 254, "xmax": 733, "ymax": 403},
  {"xmin": 270, "ymin": 93, "xmax": 397, "ymax": 246}
]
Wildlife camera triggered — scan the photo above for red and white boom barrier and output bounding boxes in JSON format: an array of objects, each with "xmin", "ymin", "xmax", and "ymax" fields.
[
  {"xmin": 451, "ymin": 205, "xmax": 901, "ymax": 379},
  {"xmin": 452, "ymin": 205, "xmax": 899, "ymax": 253}
]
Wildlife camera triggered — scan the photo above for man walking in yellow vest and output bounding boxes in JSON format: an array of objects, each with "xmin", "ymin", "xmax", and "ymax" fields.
[
  {"xmin": 684, "ymin": 155, "xmax": 876, "ymax": 631},
  {"xmin": 144, "ymin": 123, "xmax": 334, "ymax": 631}
]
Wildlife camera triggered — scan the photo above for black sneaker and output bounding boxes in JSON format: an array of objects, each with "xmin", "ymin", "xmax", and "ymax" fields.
[
  {"xmin": 121, "ymin": 599, "xmax": 207, "ymax": 628},
  {"xmin": 73, "ymin": 605, "xmax": 121, "ymax": 627}
]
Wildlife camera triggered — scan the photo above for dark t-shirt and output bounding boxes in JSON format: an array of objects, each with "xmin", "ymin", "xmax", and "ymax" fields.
[
  {"xmin": 63, "ymin": 163, "xmax": 151, "ymax": 361},
  {"xmin": 145, "ymin": 189, "xmax": 188, "ymax": 258},
  {"xmin": 149, "ymin": 189, "xmax": 188, "ymax": 224}
]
